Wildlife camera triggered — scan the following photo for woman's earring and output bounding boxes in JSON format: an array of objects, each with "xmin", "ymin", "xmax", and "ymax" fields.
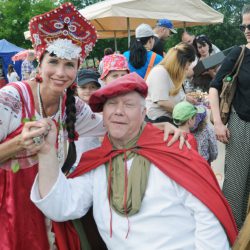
[{"xmin": 35, "ymin": 73, "xmax": 43, "ymax": 83}]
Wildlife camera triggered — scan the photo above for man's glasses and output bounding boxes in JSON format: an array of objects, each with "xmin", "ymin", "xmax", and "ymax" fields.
[{"xmin": 239, "ymin": 24, "xmax": 250, "ymax": 32}]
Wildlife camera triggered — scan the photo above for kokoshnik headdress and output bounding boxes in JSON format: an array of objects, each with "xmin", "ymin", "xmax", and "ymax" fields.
[{"xmin": 29, "ymin": 2, "xmax": 97, "ymax": 61}]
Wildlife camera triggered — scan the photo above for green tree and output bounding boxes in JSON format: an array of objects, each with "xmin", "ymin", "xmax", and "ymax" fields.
[
  {"xmin": 167, "ymin": 0, "xmax": 249, "ymax": 51},
  {"xmin": 1, "ymin": 0, "xmax": 248, "ymax": 60}
]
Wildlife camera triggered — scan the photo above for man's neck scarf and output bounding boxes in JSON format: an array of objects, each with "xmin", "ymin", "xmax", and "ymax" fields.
[{"xmin": 106, "ymin": 123, "xmax": 150, "ymax": 217}]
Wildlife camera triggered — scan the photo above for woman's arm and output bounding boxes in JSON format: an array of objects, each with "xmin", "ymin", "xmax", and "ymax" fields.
[
  {"xmin": 0, "ymin": 135, "xmax": 24, "ymax": 163},
  {"xmin": 157, "ymin": 99, "xmax": 175, "ymax": 112},
  {"xmin": 208, "ymin": 88, "xmax": 230, "ymax": 144},
  {"xmin": 0, "ymin": 86, "xmax": 31, "ymax": 163}
]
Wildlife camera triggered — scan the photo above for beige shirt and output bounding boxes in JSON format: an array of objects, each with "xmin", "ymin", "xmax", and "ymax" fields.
[{"xmin": 146, "ymin": 65, "xmax": 185, "ymax": 120}]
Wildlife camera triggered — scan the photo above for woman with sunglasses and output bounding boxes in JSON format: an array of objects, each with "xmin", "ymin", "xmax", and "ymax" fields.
[{"xmin": 209, "ymin": 4, "xmax": 250, "ymax": 230}]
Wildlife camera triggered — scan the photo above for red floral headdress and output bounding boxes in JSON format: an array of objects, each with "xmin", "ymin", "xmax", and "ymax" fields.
[{"xmin": 29, "ymin": 2, "xmax": 97, "ymax": 61}]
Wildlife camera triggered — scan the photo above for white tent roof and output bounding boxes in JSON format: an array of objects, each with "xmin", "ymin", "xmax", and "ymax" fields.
[{"xmin": 80, "ymin": 0, "xmax": 224, "ymax": 39}]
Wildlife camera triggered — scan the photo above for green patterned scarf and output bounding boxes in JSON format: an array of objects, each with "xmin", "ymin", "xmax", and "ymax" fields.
[{"xmin": 106, "ymin": 123, "xmax": 150, "ymax": 216}]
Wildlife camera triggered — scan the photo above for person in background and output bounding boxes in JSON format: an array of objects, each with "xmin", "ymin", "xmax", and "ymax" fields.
[
  {"xmin": 191, "ymin": 105, "xmax": 218, "ymax": 165},
  {"xmin": 172, "ymin": 101, "xmax": 204, "ymax": 151},
  {"xmin": 181, "ymin": 31, "xmax": 221, "ymax": 54},
  {"xmin": 99, "ymin": 53, "xmax": 130, "ymax": 84},
  {"xmin": 98, "ymin": 47, "xmax": 114, "ymax": 75},
  {"xmin": 7, "ymin": 64, "xmax": 20, "ymax": 82},
  {"xmin": 29, "ymin": 72, "xmax": 237, "ymax": 250},
  {"xmin": 0, "ymin": 64, "xmax": 6, "ymax": 88},
  {"xmin": 123, "ymin": 23, "xmax": 163, "ymax": 79},
  {"xmin": 190, "ymin": 35, "xmax": 220, "ymax": 92},
  {"xmin": 152, "ymin": 18, "xmax": 177, "ymax": 57},
  {"xmin": 21, "ymin": 50, "xmax": 35, "ymax": 80},
  {"xmin": 73, "ymin": 69, "xmax": 102, "ymax": 171},
  {"xmin": 209, "ymin": 4, "xmax": 250, "ymax": 230},
  {"xmin": 145, "ymin": 42, "xmax": 195, "ymax": 124}
]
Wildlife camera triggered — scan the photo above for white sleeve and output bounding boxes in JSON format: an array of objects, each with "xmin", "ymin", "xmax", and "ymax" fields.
[
  {"xmin": 75, "ymin": 97, "xmax": 106, "ymax": 138},
  {"xmin": 30, "ymin": 170, "xmax": 93, "ymax": 222},
  {"xmin": 0, "ymin": 86, "xmax": 22, "ymax": 141},
  {"xmin": 146, "ymin": 66, "xmax": 172, "ymax": 102},
  {"xmin": 174, "ymin": 182, "xmax": 230, "ymax": 250}
]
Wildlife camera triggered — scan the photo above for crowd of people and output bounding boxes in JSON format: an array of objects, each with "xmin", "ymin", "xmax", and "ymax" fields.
[{"xmin": 0, "ymin": 1, "xmax": 250, "ymax": 249}]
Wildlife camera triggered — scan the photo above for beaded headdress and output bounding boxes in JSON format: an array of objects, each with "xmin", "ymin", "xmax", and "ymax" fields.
[{"xmin": 29, "ymin": 2, "xmax": 97, "ymax": 61}]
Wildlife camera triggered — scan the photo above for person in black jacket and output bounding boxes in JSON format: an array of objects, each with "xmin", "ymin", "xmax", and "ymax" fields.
[{"xmin": 209, "ymin": 4, "xmax": 250, "ymax": 231}]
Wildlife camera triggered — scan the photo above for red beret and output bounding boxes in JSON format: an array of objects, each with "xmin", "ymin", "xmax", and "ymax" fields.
[{"xmin": 89, "ymin": 72, "xmax": 148, "ymax": 112}]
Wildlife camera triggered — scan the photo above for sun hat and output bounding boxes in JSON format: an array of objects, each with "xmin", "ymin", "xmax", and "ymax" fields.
[
  {"xmin": 77, "ymin": 69, "xmax": 101, "ymax": 88},
  {"xmin": 100, "ymin": 54, "xmax": 129, "ymax": 80},
  {"xmin": 135, "ymin": 23, "xmax": 154, "ymax": 38},
  {"xmin": 156, "ymin": 19, "xmax": 177, "ymax": 34},
  {"xmin": 89, "ymin": 72, "xmax": 148, "ymax": 112},
  {"xmin": 29, "ymin": 2, "xmax": 97, "ymax": 61},
  {"xmin": 173, "ymin": 101, "xmax": 205, "ymax": 125}
]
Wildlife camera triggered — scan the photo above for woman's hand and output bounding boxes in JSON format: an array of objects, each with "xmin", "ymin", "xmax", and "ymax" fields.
[
  {"xmin": 20, "ymin": 118, "xmax": 56, "ymax": 154},
  {"xmin": 214, "ymin": 122, "xmax": 230, "ymax": 144},
  {"xmin": 162, "ymin": 122, "xmax": 191, "ymax": 149}
]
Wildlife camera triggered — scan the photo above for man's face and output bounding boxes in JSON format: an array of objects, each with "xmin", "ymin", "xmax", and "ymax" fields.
[
  {"xmin": 182, "ymin": 33, "xmax": 195, "ymax": 45},
  {"xmin": 103, "ymin": 91, "xmax": 146, "ymax": 148},
  {"xmin": 160, "ymin": 27, "xmax": 171, "ymax": 40}
]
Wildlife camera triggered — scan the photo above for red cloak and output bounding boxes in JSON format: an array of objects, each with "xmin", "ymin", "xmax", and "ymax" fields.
[{"xmin": 67, "ymin": 123, "xmax": 237, "ymax": 247}]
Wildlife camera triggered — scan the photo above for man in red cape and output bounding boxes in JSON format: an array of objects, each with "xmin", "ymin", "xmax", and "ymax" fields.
[{"xmin": 31, "ymin": 73, "xmax": 237, "ymax": 249}]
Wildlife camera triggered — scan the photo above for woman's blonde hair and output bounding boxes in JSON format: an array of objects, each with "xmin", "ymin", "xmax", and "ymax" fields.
[{"xmin": 160, "ymin": 42, "xmax": 195, "ymax": 96}]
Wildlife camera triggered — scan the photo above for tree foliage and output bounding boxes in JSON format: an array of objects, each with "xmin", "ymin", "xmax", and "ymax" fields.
[
  {"xmin": 167, "ymin": 0, "xmax": 249, "ymax": 51},
  {"xmin": 0, "ymin": 0, "xmax": 59, "ymax": 48},
  {"xmin": 0, "ymin": 0, "xmax": 248, "ymax": 59}
]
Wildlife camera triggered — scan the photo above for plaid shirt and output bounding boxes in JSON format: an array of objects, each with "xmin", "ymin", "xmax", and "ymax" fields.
[{"xmin": 21, "ymin": 60, "xmax": 35, "ymax": 80}]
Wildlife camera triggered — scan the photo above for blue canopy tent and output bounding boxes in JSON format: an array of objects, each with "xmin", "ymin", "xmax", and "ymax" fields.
[{"xmin": 0, "ymin": 39, "xmax": 24, "ymax": 83}]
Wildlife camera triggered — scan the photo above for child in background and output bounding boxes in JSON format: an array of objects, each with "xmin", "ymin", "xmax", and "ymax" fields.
[
  {"xmin": 173, "ymin": 101, "xmax": 204, "ymax": 151},
  {"xmin": 99, "ymin": 54, "xmax": 130, "ymax": 84},
  {"xmin": 192, "ymin": 106, "xmax": 218, "ymax": 165},
  {"xmin": 77, "ymin": 69, "xmax": 101, "ymax": 103},
  {"xmin": 73, "ymin": 69, "xmax": 102, "ymax": 171}
]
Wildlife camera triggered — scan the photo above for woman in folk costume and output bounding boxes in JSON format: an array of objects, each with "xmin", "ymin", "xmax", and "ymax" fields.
[
  {"xmin": 0, "ymin": 3, "xmax": 105, "ymax": 249},
  {"xmin": 0, "ymin": 3, "xmax": 182, "ymax": 249}
]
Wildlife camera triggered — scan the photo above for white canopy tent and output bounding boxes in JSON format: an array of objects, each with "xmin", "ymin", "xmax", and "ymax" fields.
[{"xmin": 80, "ymin": 0, "xmax": 224, "ymax": 49}]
